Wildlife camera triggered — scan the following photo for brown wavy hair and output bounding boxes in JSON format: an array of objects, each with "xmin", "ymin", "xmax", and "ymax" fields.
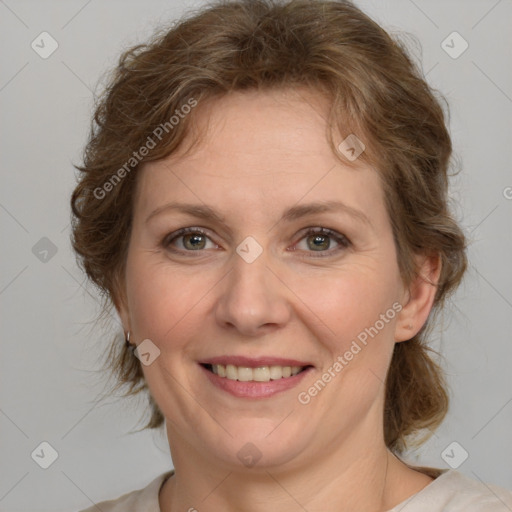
[{"xmin": 70, "ymin": 0, "xmax": 467, "ymax": 453}]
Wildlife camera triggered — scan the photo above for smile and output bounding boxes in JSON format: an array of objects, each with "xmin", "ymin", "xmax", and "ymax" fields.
[{"xmin": 199, "ymin": 357, "xmax": 314, "ymax": 398}]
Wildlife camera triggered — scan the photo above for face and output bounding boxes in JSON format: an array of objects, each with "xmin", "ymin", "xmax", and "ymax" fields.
[{"xmin": 118, "ymin": 88, "xmax": 411, "ymax": 471}]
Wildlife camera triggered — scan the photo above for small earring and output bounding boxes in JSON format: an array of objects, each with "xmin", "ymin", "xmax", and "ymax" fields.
[
  {"xmin": 125, "ymin": 331, "xmax": 131, "ymax": 347},
  {"xmin": 407, "ymin": 324, "xmax": 413, "ymax": 330}
]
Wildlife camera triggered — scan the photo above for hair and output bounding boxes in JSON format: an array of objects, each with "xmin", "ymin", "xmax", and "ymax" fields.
[{"xmin": 70, "ymin": 0, "xmax": 467, "ymax": 454}]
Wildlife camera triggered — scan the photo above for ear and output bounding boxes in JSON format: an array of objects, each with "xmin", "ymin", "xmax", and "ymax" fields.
[
  {"xmin": 116, "ymin": 301, "xmax": 131, "ymax": 336},
  {"xmin": 111, "ymin": 274, "xmax": 131, "ymax": 335},
  {"xmin": 394, "ymin": 252, "xmax": 441, "ymax": 343}
]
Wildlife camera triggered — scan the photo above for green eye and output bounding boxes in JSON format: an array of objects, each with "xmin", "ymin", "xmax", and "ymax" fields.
[
  {"xmin": 295, "ymin": 227, "xmax": 351, "ymax": 257},
  {"xmin": 165, "ymin": 228, "xmax": 214, "ymax": 251}
]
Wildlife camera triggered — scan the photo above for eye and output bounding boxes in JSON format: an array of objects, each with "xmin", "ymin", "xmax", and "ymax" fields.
[
  {"xmin": 163, "ymin": 227, "xmax": 217, "ymax": 253},
  {"xmin": 293, "ymin": 227, "xmax": 351, "ymax": 257}
]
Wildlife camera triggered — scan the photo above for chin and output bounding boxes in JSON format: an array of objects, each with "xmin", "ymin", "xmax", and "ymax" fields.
[{"xmin": 205, "ymin": 419, "xmax": 313, "ymax": 471}]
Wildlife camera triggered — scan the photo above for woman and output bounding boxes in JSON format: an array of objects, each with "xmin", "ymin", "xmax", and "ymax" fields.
[{"xmin": 71, "ymin": 0, "xmax": 512, "ymax": 510}]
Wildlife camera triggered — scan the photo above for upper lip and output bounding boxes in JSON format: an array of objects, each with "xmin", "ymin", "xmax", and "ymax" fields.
[{"xmin": 199, "ymin": 356, "xmax": 313, "ymax": 368}]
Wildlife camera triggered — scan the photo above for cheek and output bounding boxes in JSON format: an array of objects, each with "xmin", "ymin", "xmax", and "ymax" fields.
[
  {"xmin": 292, "ymin": 267, "xmax": 400, "ymax": 426},
  {"xmin": 124, "ymin": 255, "xmax": 207, "ymax": 346},
  {"xmin": 289, "ymin": 262, "xmax": 400, "ymax": 348}
]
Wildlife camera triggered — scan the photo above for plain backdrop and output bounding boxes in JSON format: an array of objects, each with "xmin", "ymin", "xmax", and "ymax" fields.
[{"xmin": 1, "ymin": 0, "xmax": 511, "ymax": 510}]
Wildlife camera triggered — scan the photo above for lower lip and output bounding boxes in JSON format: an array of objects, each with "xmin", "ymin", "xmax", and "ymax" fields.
[{"xmin": 200, "ymin": 365, "xmax": 313, "ymax": 398}]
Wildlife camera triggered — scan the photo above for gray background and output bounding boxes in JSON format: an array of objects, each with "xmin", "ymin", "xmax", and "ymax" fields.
[{"xmin": 1, "ymin": 0, "xmax": 511, "ymax": 510}]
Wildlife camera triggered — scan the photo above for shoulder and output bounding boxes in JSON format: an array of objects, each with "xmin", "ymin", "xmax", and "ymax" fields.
[
  {"xmin": 389, "ymin": 469, "xmax": 512, "ymax": 511},
  {"xmin": 76, "ymin": 471, "xmax": 173, "ymax": 512}
]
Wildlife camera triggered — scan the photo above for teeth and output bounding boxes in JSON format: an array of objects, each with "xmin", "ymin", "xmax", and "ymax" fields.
[
  {"xmin": 269, "ymin": 366, "xmax": 283, "ymax": 380},
  {"xmin": 226, "ymin": 364, "xmax": 238, "ymax": 380},
  {"xmin": 209, "ymin": 364, "xmax": 304, "ymax": 382},
  {"xmin": 237, "ymin": 367, "xmax": 253, "ymax": 382},
  {"xmin": 253, "ymin": 367, "xmax": 270, "ymax": 382}
]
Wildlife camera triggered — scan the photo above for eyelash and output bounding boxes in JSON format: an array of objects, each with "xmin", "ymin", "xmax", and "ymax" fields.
[{"xmin": 162, "ymin": 226, "xmax": 351, "ymax": 258}]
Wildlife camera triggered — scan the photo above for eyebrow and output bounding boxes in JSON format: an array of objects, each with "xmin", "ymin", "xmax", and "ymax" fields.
[{"xmin": 145, "ymin": 200, "xmax": 372, "ymax": 228}]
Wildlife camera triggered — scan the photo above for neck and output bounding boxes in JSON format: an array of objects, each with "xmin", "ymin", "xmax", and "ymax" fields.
[{"xmin": 159, "ymin": 430, "xmax": 431, "ymax": 512}]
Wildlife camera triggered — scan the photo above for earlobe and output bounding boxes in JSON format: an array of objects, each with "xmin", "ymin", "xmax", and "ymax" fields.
[{"xmin": 394, "ymin": 253, "xmax": 441, "ymax": 343}]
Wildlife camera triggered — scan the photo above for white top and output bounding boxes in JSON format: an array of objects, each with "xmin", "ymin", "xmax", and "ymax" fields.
[{"xmin": 77, "ymin": 469, "xmax": 512, "ymax": 511}]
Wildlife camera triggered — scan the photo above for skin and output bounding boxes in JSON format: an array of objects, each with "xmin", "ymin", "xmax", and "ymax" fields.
[{"xmin": 117, "ymin": 88, "xmax": 441, "ymax": 511}]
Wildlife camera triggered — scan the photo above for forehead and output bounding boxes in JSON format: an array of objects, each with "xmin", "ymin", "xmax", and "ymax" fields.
[
  {"xmin": 134, "ymin": 89, "xmax": 387, "ymax": 226},
  {"xmin": 175, "ymin": 88, "xmax": 355, "ymax": 169}
]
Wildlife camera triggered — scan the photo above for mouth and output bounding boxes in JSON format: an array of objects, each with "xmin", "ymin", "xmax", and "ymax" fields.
[{"xmin": 198, "ymin": 357, "xmax": 314, "ymax": 398}]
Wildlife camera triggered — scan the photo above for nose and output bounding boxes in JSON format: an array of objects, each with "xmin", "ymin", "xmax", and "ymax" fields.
[{"xmin": 214, "ymin": 248, "xmax": 291, "ymax": 337}]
